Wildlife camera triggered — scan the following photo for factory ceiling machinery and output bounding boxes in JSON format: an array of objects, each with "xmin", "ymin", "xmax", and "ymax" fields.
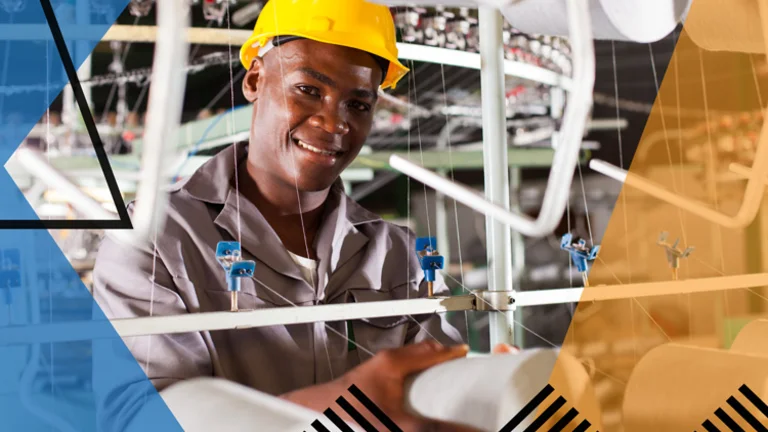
[{"xmin": 7, "ymin": 0, "xmax": 602, "ymax": 269}]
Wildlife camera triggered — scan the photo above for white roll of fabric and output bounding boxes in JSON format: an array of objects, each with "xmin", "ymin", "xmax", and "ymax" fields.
[
  {"xmin": 160, "ymin": 378, "xmax": 344, "ymax": 432},
  {"xmin": 404, "ymin": 348, "xmax": 601, "ymax": 431},
  {"xmin": 684, "ymin": 0, "xmax": 766, "ymax": 53},
  {"xmin": 730, "ymin": 319, "xmax": 768, "ymax": 356},
  {"xmin": 500, "ymin": 0, "xmax": 691, "ymax": 43},
  {"xmin": 623, "ymin": 344, "xmax": 768, "ymax": 431}
]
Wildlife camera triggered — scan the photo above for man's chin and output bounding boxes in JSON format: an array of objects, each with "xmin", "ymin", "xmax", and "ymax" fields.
[{"xmin": 293, "ymin": 176, "xmax": 340, "ymax": 193}]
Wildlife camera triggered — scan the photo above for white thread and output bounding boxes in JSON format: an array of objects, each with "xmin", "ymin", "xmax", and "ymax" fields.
[
  {"xmin": 440, "ymin": 63, "xmax": 469, "ymax": 344},
  {"xmin": 226, "ymin": 3, "xmax": 242, "ymax": 245},
  {"xmin": 267, "ymin": 3, "xmax": 335, "ymax": 380}
]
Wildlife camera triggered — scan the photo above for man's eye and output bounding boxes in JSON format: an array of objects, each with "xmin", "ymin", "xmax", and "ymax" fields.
[
  {"xmin": 349, "ymin": 101, "xmax": 371, "ymax": 112},
  {"xmin": 297, "ymin": 85, "xmax": 320, "ymax": 96}
]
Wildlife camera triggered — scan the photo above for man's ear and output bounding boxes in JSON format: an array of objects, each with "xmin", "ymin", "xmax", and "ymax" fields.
[{"xmin": 242, "ymin": 57, "xmax": 264, "ymax": 103}]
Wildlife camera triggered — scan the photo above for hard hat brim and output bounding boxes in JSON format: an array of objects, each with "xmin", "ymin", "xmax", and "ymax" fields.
[{"xmin": 240, "ymin": 32, "xmax": 409, "ymax": 90}]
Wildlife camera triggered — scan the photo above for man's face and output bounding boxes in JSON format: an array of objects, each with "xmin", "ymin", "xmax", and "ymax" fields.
[{"xmin": 243, "ymin": 39, "xmax": 382, "ymax": 192}]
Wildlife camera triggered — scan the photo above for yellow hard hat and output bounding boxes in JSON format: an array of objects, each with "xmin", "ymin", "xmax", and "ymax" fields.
[{"xmin": 239, "ymin": 0, "xmax": 409, "ymax": 90}]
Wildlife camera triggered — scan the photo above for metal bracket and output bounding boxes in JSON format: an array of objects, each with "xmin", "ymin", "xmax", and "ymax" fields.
[{"xmin": 473, "ymin": 290, "xmax": 516, "ymax": 311}]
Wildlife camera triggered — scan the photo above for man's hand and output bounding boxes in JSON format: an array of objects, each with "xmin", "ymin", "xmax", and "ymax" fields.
[
  {"xmin": 492, "ymin": 343, "xmax": 520, "ymax": 354},
  {"xmin": 282, "ymin": 340, "xmax": 481, "ymax": 431}
]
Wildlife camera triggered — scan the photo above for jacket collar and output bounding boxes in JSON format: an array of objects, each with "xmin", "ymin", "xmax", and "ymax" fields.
[{"xmin": 182, "ymin": 143, "xmax": 381, "ymax": 293}]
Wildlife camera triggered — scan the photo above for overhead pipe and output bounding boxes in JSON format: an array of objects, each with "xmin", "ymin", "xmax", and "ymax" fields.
[{"xmin": 390, "ymin": 0, "xmax": 595, "ymax": 238}]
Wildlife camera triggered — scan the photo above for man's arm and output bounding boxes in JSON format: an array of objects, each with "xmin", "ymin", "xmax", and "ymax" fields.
[{"xmin": 91, "ymin": 223, "xmax": 212, "ymax": 431}]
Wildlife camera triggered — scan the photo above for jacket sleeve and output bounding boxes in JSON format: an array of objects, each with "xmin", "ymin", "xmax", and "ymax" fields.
[{"xmin": 90, "ymin": 207, "xmax": 212, "ymax": 432}]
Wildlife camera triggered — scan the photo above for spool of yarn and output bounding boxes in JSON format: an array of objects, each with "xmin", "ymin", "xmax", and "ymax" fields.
[
  {"xmin": 623, "ymin": 344, "xmax": 768, "ymax": 431},
  {"xmin": 684, "ymin": 0, "xmax": 766, "ymax": 53},
  {"xmin": 159, "ymin": 378, "xmax": 341, "ymax": 432},
  {"xmin": 499, "ymin": 0, "xmax": 690, "ymax": 43},
  {"xmin": 730, "ymin": 319, "xmax": 768, "ymax": 356},
  {"xmin": 404, "ymin": 348, "xmax": 601, "ymax": 431}
]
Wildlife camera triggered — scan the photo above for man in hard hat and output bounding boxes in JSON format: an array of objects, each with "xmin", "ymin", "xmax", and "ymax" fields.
[{"xmin": 93, "ymin": 0, "xmax": 511, "ymax": 430}]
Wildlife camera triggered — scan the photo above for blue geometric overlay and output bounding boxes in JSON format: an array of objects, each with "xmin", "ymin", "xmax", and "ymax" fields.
[{"xmin": 0, "ymin": 1, "xmax": 180, "ymax": 430}]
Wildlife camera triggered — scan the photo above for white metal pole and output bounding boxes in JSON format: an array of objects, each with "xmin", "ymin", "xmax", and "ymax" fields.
[
  {"xmin": 12, "ymin": 148, "xmax": 118, "ymax": 220},
  {"xmin": 3, "ymin": 272, "xmax": 768, "ymax": 346},
  {"xmin": 0, "ymin": 296, "xmax": 475, "ymax": 345},
  {"xmin": 479, "ymin": 7, "xmax": 514, "ymax": 348},
  {"xmin": 435, "ymin": 123, "xmax": 453, "ymax": 268},
  {"xmin": 128, "ymin": 0, "xmax": 190, "ymax": 246}
]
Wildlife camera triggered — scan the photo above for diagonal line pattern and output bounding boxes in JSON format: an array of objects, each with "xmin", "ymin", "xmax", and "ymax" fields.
[
  {"xmin": 324, "ymin": 407, "xmax": 355, "ymax": 432},
  {"xmin": 740, "ymin": 384, "xmax": 768, "ymax": 418},
  {"xmin": 523, "ymin": 396, "xmax": 566, "ymax": 431},
  {"xmin": 547, "ymin": 407, "xmax": 579, "ymax": 432},
  {"xmin": 0, "ymin": 0, "xmax": 132, "ymax": 230},
  {"xmin": 348, "ymin": 384, "xmax": 403, "ymax": 432},
  {"xmin": 727, "ymin": 396, "xmax": 768, "ymax": 432},
  {"xmin": 571, "ymin": 420, "xmax": 592, "ymax": 432},
  {"xmin": 336, "ymin": 395, "xmax": 378, "ymax": 432},
  {"xmin": 700, "ymin": 385, "xmax": 768, "ymax": 432},
  {"xmin": 499, "ymin": 384, "xmax": 555, "ymax": 432},
  {"xmin": 714, "ymin": 408, "xmax": 743, "ymax": 432}
]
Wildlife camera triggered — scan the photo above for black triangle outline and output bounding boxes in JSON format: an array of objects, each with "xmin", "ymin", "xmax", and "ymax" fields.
[{"xmin": 0, "ymin": 0, "xmax": 133, "ymax": 230}]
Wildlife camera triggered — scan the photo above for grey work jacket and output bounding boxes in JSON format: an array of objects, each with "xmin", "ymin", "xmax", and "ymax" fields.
[{"xmin": 91, "ymin": 143, "xmax": 463, "ymax": 427}]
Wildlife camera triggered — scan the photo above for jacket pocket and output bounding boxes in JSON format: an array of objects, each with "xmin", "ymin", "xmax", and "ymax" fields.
[
  {"xmin": 347, "ymin": 288, "xmax": 410, "ymax": 328},
  {"xmin": 343, "ymin": 288, "xmax": 409, "ymax": 361}
]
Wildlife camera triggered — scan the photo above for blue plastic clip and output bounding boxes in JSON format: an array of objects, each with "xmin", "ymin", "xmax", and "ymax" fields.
[
  {"xmin": 226, "ymin": 260, "xmax": 255, "ymax": 312},
  {"xmin": 415, "ymin": 237, "xmax": 437, "ymax": 255},
  {"xmin": 216, "ymin": 241, "xmax": 242, "ymax": 271},
  {"xmin": 416, "ymin": 237, "xmax": 444, "ymax": 297},
  {"xmin": 560, "ymin": 233, "xmax": 600, "ymax": 273},
  {"xmin": 420, "ymin": 255, "xmax": 445, "ymax": 283},
  {"xmin": 227, "ymin": 260, "xmax": 256, "ymax": 293}
]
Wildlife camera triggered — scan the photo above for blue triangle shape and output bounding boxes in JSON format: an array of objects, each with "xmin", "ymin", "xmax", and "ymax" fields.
[{"xmin": 0, "ymin": 1, "xmax": 181, "ymax": 430}]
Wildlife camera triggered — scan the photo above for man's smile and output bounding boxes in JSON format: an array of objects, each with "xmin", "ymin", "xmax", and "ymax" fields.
[{"xmin": 290, "ymin": 136, "xmax": 344, "ymax": 167}]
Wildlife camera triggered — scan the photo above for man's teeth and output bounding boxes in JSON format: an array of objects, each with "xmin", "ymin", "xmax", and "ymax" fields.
[{"xmin": 296, "ymin": 140, "xmax": 337, "ymax": 156}]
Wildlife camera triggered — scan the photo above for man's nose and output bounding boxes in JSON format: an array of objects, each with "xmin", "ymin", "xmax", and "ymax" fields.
[{"xmin": 308, "ymin": 108, "xmax": 350, "ymax": 135}]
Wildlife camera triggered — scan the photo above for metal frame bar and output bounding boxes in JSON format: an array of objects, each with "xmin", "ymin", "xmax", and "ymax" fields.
[
  {"xmin": 2, "ymin": 272, "xmax": 768, "ymax": 345},
  {"xmin": 478, "ymin": 7, "xmax": 514, "ymax": 346},
  {"xmin": 11, "ymin": 148, "xmax": 118, "ymax": 220},
  {"xmin": 389, "ymin": 0, "xmax": 595, "ymax": 238}
]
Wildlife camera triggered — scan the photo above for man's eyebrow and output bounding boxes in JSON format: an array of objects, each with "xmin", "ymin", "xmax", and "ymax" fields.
[
  {"xmin": 298, "ymin": 67, "xmax": 336, "ymax": 88},
  {"xmin": 351, "ymin": 88, "xmax": 378, "ymax": 101}
]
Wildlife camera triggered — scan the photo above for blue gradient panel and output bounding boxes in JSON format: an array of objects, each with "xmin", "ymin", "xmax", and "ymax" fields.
[{"xmin": 0, "ymin": 1, "xmax": 181, "ymax": 431}]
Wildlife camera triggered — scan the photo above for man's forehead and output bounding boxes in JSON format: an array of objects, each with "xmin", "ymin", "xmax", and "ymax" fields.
[
  {"xmin": 267, "ymin": 39, "xmax": 381, "ymax": 73},
  {"xmin": 264, "ymin": 39, "xmax": 382, "ymax": 89}
]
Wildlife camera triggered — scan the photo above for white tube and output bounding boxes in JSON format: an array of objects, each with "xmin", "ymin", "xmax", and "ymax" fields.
[
  {"xmin": 390, "ymin": 0, "xmax": 594, "ymax": 238},
  {"xmin": 590, "ymin": 156, "xmax": 765, "ymax": 229},
  {"xmin": 2, "ymin": 271, "xmax": 767, "ymax": 346},
  {"xmin": 13, "ymin": 147, "xmax": 118, "ymax": 220},
  {"xmin": 128, "ymin": 0, "xmax": 190, "ymax": 245},
  {"xmin": 0, "ymin": 296, "xmax": 475, "ymax": 345},
  {"xmin": 729, "ymin": 162, "xmax": 768, "ymax": 185},
  {"xmin": 589, "ymin": 158, "xmax": 627, "ymax": 182}
]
